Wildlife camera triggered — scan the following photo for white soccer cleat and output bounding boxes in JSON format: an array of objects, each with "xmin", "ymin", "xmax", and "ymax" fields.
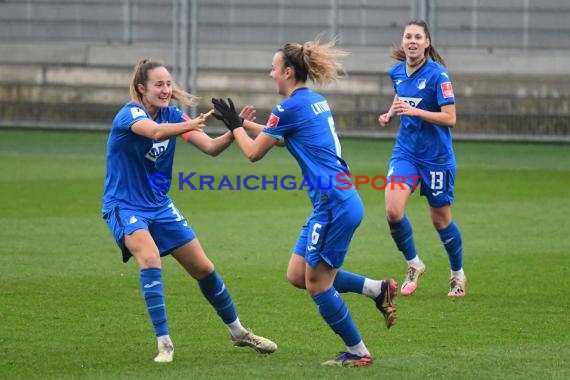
[
  {"xmin": 448, "ymin": 275, "xmax": 467, "ymax": 297},
  {"xmin": 231, "ymin": 330, "xmax": 277, "ymax": 354},
  {"xmin": 154, "ymin": 335, "xmax": 174, "ymax": 363},
  {"xmin": 401, "ymin": 263, "xmax": 426, "ymax": 296}
]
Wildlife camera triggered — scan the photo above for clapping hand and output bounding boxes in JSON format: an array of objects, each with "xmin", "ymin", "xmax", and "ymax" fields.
[
  {"xmin": 187, "ymin": 110, "xmax": 213, "ymax": 133},
  {"xmin": 239, "ymin": 104, "xmax": 257, "ymax": 122},
  {"xmin": 211, "ymin": 98, "xmax": 244, "ymax": 131}
]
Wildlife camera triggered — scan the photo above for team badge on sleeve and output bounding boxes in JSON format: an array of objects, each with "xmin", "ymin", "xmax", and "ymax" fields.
[
  {"xmin": 130, "ymin": 107, "xmax": 147, "ymax": 119},
  {"xmin": 267, "ymin": 113, "xmax": 280, "ymax": 128},
  {"xmin": 441, "ymin": 82, "xmax": 454, "ymax": 98}
]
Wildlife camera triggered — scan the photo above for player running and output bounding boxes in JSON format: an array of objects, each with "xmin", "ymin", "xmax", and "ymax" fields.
[
  {"xmin": 102, "ymin": 59, "xmax": 276, "ymax": 363},
  {"xmin": 212, "ymin": 38, "xmax": 397, "ymax": 367},
  {"xmin": 378, "ymin": 20, "xmax": 467, "ymax": 297}
]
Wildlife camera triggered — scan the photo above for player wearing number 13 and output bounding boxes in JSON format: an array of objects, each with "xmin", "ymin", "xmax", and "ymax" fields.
[
  {"xmin": 212, "ymin": 38, "xmax": 397, "ymax": 367},
  {"xmin": 378, "ymin": 20, "xmax": 467, "ymax": 297}
]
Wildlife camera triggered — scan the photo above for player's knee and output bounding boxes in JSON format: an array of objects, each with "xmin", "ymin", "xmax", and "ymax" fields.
[
  {"xmin": 286, "ymin": 271, "xmax": 306, "ymax": 289},
  {"xmin": 385, "ymin": 205, "xmax": 405, "ymax": 222},
  {"xmin": 430, "ymin": 207, "xmax": 452, "ymax": 230},
  {"xmin": 136, "ymin": 252, "xmax": 161, "ymax": 269},
  {"xmin": 186, "ymin": 260, "xmax": 215, "ymax": 280},
  {"xmin": 432, "ymin": 219, "xmax": 450, "ymax": 230}
]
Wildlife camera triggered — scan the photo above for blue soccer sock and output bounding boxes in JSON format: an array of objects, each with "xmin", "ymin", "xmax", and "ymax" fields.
[
  {"xmin": 333, "ymin": 270, "xmax": 365, "ymax": 294},
  {"xmin": 140, "ymin": 267, "xmax": 169, "ymax": 337},
  {"xmin": 388, "ymin": 214, "xmax": 418, "ymax": 261},
  {"xmin": 437, "ymin": 221, "xmax": 463, "ymax": 271},
  {"xmin": 312, "ymin": 287, "xmax": 361, "ymax": 347},
  {"xmin": 198, "ymin": 270, "xmax": 238, "ymax": 324}
]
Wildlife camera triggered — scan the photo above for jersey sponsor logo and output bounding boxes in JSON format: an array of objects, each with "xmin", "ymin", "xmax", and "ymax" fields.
[
  {"xmin": 267, "ymin": 113, "xmax": 280, "ymax": 128},
  {"xmin": 441, "ymin": 82, "xmax": 454, "ymax": 98},
  {"xmin": 395, "ymin": 79, "xmax": 403, "ymax": 86},
  {"xmin": 441, "ymin": 72, "xmax": 449, "ymax": 78},
  {"xmin": 399, "ymin": 97, "xmax": 422, "ymax": 108},
  {"xmin": 127, "ymin": 216, "xmax": 138, "ymax": 224},
  {"xmin": 417, "ymin": 78, "xmax": 427, "ymax": 90},
  {"xmin": 130, "ymin": 107, "xmax": 147, "ymax": 119},
  {"xmin": 276, "ymin": 104, "xmax": 284, "ymax": 112},
  {"xmin": 145, "ymin": 140, "xmax": 170, "ymax": 162}
]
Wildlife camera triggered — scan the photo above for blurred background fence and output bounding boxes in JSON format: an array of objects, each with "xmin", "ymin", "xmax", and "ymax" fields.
[{"xmin": 0, "ymin": 0, "xmax": 569, "ymax": 142}]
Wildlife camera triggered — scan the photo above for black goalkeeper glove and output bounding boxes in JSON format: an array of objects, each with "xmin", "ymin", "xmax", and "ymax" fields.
[{"xmin": 211, "ymin": 98, "xmax": 244, "ymax": 131}]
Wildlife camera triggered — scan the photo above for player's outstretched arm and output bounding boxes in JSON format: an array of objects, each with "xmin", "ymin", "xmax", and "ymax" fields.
[
  {"xmin": 212, "ymin": 97, "xmax": 278, "ymax": 161},
  {"xmin": 132, "ymin": 112, "xmax": 209, "ymax": 140},
  {"xmin": 184, "ymin": 129, "xmax": 234, "ymax": 156}
]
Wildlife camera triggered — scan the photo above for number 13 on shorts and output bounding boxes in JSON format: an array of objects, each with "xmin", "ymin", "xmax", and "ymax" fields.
[{"xmin": 429, "ymin": 171, "xmax": 444, "ymax": 191}]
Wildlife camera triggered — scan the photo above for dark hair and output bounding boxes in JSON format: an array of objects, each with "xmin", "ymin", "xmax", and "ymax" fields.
[
  {"xmin": 278, "ymin": 37, "xmax": 348, "ymax": 85},
  {"xmin": 391, "ymin": 20, "xmax": 446, "ymax": 67}
]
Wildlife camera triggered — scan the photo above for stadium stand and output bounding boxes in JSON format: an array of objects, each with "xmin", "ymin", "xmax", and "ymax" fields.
[{"xmin": 0, "ymin": 0, "xmax": 568, "ymax": 141}]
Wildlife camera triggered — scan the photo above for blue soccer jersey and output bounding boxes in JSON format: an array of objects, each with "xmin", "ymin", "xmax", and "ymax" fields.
[
  {"xmin": 390, "ymin": 60, "xmax": 456, "ymax": 168},
  {"xmin": 262, "ymin": 87, "xmax": 356, "ymax": 207},
  {"xmin": 102, "ymin": 102, "xmax": 186, "ymax": 212}
]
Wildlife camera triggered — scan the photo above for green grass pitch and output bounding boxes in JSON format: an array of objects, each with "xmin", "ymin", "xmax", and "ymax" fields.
[{"xmin": 0, "ymin": 129, "xmax": 568, "ymax": 379}]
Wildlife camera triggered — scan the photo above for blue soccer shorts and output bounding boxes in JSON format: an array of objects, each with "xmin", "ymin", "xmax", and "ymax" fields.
[
  {"xmin": 387, "ymin": 158, "xmax": 456, "ymax": 208},
  {"xmin": 292, "ymin": 193, "xmax": 364, "ymax": 269},
  {"xmin": 103, "ymin": 201, "xmax": 196, "ymax": 263}
]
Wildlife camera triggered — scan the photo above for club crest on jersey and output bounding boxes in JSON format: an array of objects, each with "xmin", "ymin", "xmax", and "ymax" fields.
[
  {"xmin": 146, "ymin": 140, "xmax": 170, "ymax": 162},
  {"xmin": 441, "ymin": 82, "xmax": 454, "ymax": 98},
  {"xmin": 417, "ymin": 79, "xmax": 427, "ymax": 90},
  {"xmin": 267, "ymin": 113, "xmax": 280, "ymax": 128}
]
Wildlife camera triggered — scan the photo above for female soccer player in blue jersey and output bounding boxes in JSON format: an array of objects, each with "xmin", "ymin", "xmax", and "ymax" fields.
[
  {"xmin": 212, "ymin": 39, "xmax": 397, "ymax": 367},
  {"xmin": 378, "ymin": 20, "xmax": 466, "ymax": 297},
  {"xmin": 102, "ymin": 59, "xmax": 276, "ymax": 363}
]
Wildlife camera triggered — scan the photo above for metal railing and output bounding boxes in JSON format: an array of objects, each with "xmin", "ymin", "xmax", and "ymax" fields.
[
  {"xmin": 2, "ymin": 0, "xmax": 569, "ymax": 49},
  {"xmin": 0, "ymin": 0, "xmax": 569, "ymax": 141}
]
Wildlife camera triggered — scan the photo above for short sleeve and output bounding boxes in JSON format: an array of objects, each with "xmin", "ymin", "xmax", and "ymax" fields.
[
  {"xmin": 436, "ymin": 70, "xmax": 455, "ymax": 107},
  {"xmin": 116, "ymin": 104, "xmax": 149, "ymax": 131}
]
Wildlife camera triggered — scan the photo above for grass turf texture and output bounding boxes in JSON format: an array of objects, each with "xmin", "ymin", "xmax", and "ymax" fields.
[{"xmin": 0, "ymin": 129, "xmax": 568, "ymax": 380}]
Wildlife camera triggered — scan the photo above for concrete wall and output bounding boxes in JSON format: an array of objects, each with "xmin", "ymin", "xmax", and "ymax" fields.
[
  {"xmin": 1, "ymin": 41, "xmax": 569, "ymax": 141},
  {"xmin": 1, "ymin": 0, "xmax": 569, "ymax": 141}
]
